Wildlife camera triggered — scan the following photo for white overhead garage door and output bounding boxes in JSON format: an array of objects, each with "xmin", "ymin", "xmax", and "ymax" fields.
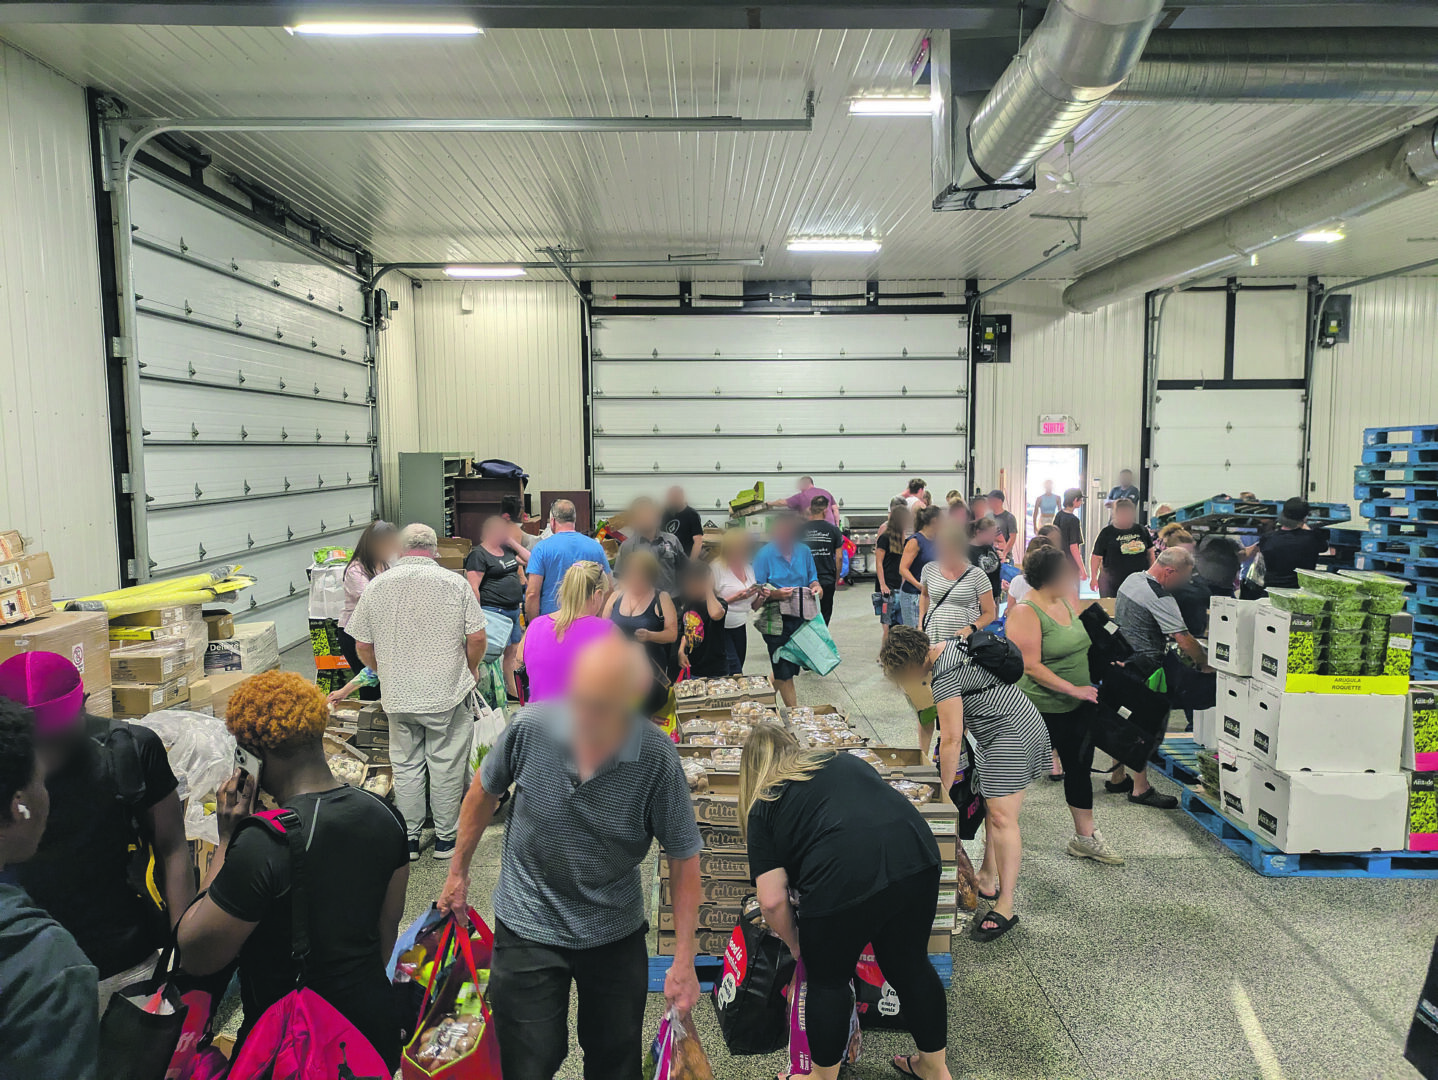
[
  {"xmin": 1150, "ymin": 388, "xmax": 1306, "ymax": 509},
  {"xmin": 127, "ymin": 172, "xmax": 376, "ymax": 647},
  {"xmin": 589, "ymin": 313, "xmax": 968, "ymax": 521}
]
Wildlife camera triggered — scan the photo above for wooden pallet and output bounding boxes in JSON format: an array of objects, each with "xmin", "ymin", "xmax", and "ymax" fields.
[
  {"xmin": 647, "ymin": 952, "xmax": 955, "ymax": 993},
  {"xmin": 1150, "ymin": 735, "xmax": 1204, "ymax": 787},
  {"xmin": 1180, "ymin": 788, "xmax": 1438, "ymax": 879}
]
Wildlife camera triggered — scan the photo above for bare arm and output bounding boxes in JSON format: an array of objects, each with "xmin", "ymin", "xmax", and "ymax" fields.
[
  {"xmin": 651, "ymin": 592, "xmax": 680, "ymax": 644},
  {"xmin": 1174, "ymin": 630, "xmax": 1209, "ymax": 669},
  {"xmin": 379, "ymin": 864, "xmax": 410, "ymax": 965},
  {"xmin": 690, "ymin": 534, "xmax": 704, "ymax": 560},
  {"xmin": 664, "ymin": 854, "xmax": 703, "ymax": 1010},
  {"xmin": 919, "ymin": 579, "xmax": 930, "ymax": 630},
  {"xmin": 1007, "ymin": 604, "xmax": 1095, "ymax": 702},
  {"xmin": 936, "ymin": 696, "xmax": 966, "ymax": 791},
  {"xmin": 899, "ymin": 538, "xmax": 922, "ymax": 590},
  {"xmin": 524, "ymin": 574, "xmax": 543, "ymax": 621},
  {"xmin": 146, "ymin": 791, "xmax": 197, "ymax": 929},
  {"xmin": 1089, "ymin": 555, "xmax": 1104, "ymax": 587},
  {"xmin": 178, "ymin": 772, "xmax": 256, "ymax": 975},
  {"xmin": 876, "ymin": 541, "xmax": 890, "ymax": 593},
  {"xmin": 466, "ymin": 570, "xmax": 485, "ymax": 604},
  {"xmin": 438, "ymin": 782, "xmax": 502, "ymax": 912},
  {"xmin": 704, "ymin": 587, "xmax": 727, "ymax": 622},
  {"xmin": 1071, "ymin": 544, "xmax": 1086, "ymax": 579},
  {"xmin": 756, "ymin": 868, "xmax": 799, "ymax": 957},
  {"xmin": 465, "ymin": 629, "xmax": 487, "ymax": 675},
  {"xmin": 975, "ymin": 587, "xmax": 998, "ymax": 631},
  {"xmin": 356, "ymin": 641, "xmax": 377, "ymax": 671}
]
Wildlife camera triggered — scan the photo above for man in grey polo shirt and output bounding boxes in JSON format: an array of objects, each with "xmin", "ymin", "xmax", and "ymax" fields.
[{"xmin": 439, "ymin": 635, "xmax": 702, "ymax": 1080}]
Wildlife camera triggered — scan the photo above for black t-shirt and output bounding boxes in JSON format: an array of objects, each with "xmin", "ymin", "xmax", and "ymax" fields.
[
  {"xmin": 208, "ymin": 786, "xmax": 409, "ymax": 1067},
  {"xmin": 746, "ymin": 752, "xmax": 940, "ymax": 917},
  {"xmin": 682, "ymin": 597, "xmax": 730, "ymax": 678},
  {"xmin": 969, "ymin": 543, "xmax": 1002, "ymax": 600},
  {"xmin": 992, "ymin": 510, "xmax": 1018, "ymax": 545},
  {"xmin": 800, "ymin": 520, "xmax": 843, "ymax": 586},
  {"xmin": 1092, "ymin": 524, "xmax": 1153, "ymax": 584},
  {"xmin": 1259, "ymin": 527, "xmax": 1329, "ymax": 590},
  {"xmin": 1054, "ymin": 509, "xmax": 1085, "ymax": 567},
  {"xmin": 14, "ymin": 720, "xmax": 178, "ymax": 977},
  {"xmin": 465, "ymin": 544, "xmax": 523, "ymax": 608},
  {"xmin": 662, "ymin": 506, "xmax": 704, "ymax": 558},
  {"xmin": 876, "ymin": 532, "xmax": 904, "ymax": 592}
]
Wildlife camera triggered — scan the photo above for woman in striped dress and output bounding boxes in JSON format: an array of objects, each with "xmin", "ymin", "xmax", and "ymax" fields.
[{"xmin": 880, "ymin": 625, "xmax": 1050, "ymax": 943}]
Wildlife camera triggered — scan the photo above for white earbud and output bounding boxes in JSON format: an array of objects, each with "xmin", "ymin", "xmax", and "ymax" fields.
[{"xmin": 15, "ymin": 804, "xmax": 31, "ymax": 820}]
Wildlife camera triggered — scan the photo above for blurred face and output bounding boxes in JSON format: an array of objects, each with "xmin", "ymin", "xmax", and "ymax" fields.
[
  {"xmin": 772, "ymin": 517, "xmax": 798, "ymax": 548},
  {"xmin": 682, "ymin": 569, "xmax": 711, "ymax": 601},
  {"xmin": 568, "ymin": 638, "xmax": 643, "ymax": 756},
  {"xmin": 1157, "ymin": 561, "xmax": 1195, "ymax": 589},
  {"xmin": 622, "ymin": 561, "xmax": 657, "ymax": 592},
  {"xmin": 631, "ymin": 502, "xmax": 660, "ymax": 535},
  {"xmin": 1113, "ymin": 504, "xmax": 1137, "ymax": 529},
  {"xmin": 971, "ymin": 498, "xmax": 988, "ymax": 517},
  {"xmin": 1046, "ymin": 560, "xmax": 1080, "ymax": 596},
  {"xmin": 665, "ymin": 486, "xmax": 685, "ymax": 509},
  {"xmin": 5, "ymin": 757, "xmax": 50, "ymax": 864},
  {"xmin": 1120, "ymin": 472, "xmax": 1134, "ymax": 485},
  {"xmin": 376, "ymin": 532, "xmax": 403, "ymax": 565},
  {"xmin": 1043, "ymin": 481, "xmax": 1054, "ymax": 493},
  {"xmin": 974, "ymin": 525, "xmax": 997, "ymax": 546},
  {"xmin": 481, "ymin": 517, "xmax": 507, "ymax": 546}
]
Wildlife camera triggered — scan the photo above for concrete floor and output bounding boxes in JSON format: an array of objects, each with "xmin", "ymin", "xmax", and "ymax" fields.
[{"xmin": 279, "ymin": 585, "xmax": 1434, "ymax": 1080}]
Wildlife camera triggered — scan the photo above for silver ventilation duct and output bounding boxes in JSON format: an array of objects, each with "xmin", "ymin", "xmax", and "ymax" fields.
[
  {"xmin": 1062, "ymin": 120, "xmax": 1438, "ymax": 313},
  {"xmin": 933, "ymin": 0, "xmax": 1163, "ymax": 211},
  {"xmin": 1118, "ymin": 28, "xmax": 1438, "ymax": 104}
]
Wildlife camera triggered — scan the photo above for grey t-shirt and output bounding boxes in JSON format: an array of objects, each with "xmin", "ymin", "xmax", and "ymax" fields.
[
  {"xmin": 1115, "ymin": 572, "xmax": 1187, "ymax": 666},
  {"xmin": 481, "ymin": 704, "xmax": 703, "ymax": 948},
  {"xmin": 617, "ymin": 533, "xmax": 686, "ymax": 595}
]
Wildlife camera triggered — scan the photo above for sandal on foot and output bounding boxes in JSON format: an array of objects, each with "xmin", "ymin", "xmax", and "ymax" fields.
[
  {"xmin": 1047, "ymin": 772, "xmax": 1065, "ymax": 782},
  {"xmin": 970, "ymin": 909, "xmax": 1019, "ymax": 942},
  {"xmin": 976, "ymin": 879, "xmax": 1000, "ymax": 903},
  {"xmin": 1129, "ymin": 787, "xmax": 1178, "ymax": 809},
  {"xmin": 891, "ymin": 1054, "xmax": 921, "ymax": 1078}
]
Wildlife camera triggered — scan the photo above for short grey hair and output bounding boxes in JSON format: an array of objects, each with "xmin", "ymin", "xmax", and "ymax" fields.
[
  {"xmin": 550, "ymin": 499, "xmax": 577, "ymax": 524},
  {"xmin": 1155, "ymin": 547, "xmax": 1194, "ymax": 572},
  {"xmin": 400, "ymin": 522, "xmax": 439, "ymax": 554}
]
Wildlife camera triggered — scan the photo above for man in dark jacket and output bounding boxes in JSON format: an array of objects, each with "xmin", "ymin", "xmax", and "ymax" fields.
[{"xmin": 0, "ymin": 695, "xmax": 99, "ymax": 1079}]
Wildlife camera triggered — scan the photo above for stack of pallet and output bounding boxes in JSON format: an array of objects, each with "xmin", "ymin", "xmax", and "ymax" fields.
[{"xmin": 655, "ymin": 703, "xmax": 961, "ymax": 974}]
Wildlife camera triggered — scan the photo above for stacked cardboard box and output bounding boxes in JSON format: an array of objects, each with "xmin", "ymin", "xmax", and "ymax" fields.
[
  {"xmin": 674, "ymin": 674, "xmax": 777, "ymax": 718},
  {"xmin": 0, "ymin": 532, "xmax": 56, "ymax": 627},
  {"xmin": 1212, "ymin": 595, "xmax": 1411, "ymax": 853},
  {"xmin": 1404, "ymin": 683, "xmax": 1438, "ymax": 852},
  {"xmin": 108, "ymin": 604, "xmax": 217, "ymax": 719},
  {"xmin": 204, "ymin": 621, "xmax": 280, "ymax": 676},
  {"xmin": 0, "ymin": 609, "xmax": 112, "ymax": 715},
  {"xmin": 323, "ymin": 711, "xmax": 394, "ymax": 797},
  {"xmin": 655, "ymin": 704, "xmax": 961, "ymax": 958}
]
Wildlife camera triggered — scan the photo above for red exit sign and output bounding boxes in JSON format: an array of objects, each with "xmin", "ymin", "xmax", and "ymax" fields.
[{"xmin": 1039, "ymin": 415, "xmax": 1072, "ymax": 436}]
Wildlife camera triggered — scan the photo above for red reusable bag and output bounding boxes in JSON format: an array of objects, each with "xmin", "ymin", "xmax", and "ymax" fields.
[{"xmin": 401, "ymin": 911, "xmax": 501, "ymax": 1079}]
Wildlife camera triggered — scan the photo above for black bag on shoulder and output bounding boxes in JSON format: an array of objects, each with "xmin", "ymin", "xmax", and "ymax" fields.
[
  {"xmin": 712, "ymin": 906, "xmax": 797, "ymax": 1055},
  {"xmin": 1090, "ymin": 668, "xmax": 1170, "ymax": 771},
  {"xmin": 965, "ymin": 630, "xmax": 1024, "ymax": 685},
  {"xmin": 1079, "ymin": 602, "xmax": 1134, "ymax": 684}
]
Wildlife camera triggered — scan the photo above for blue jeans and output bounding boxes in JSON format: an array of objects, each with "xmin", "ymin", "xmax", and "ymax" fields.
[{"xmin": 898, "ymin": 590, "xmax": 921, "ymax": 628}]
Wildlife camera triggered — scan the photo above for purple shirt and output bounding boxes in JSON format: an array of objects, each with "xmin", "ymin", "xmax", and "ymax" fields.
[
  {"xmin": 786, "ymin": 486, "xmax": 839, "ymax": 524},
  {"xmin": 521, "ymin": 614, "xmax": 614, "ymax": 701}
]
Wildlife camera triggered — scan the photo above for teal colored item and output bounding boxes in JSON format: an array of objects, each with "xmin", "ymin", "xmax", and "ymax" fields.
[
  {"xmin": 775, "ymin": 613, "xmax": 842, "ymax": 676},
  {"xmin": 482, "ymin": 608, "xmax": 514, "ymax": 663}
]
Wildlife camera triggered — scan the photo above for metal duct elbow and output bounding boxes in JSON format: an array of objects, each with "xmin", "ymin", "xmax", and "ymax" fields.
[{"xmin": 1062, "ymin": 120, "xmax": 1438, "ymax": 313}]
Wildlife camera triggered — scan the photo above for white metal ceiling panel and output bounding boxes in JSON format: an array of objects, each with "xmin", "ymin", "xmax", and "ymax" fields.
[{"xmin": 1150, "ymin": 388, "xmax": 1305, "ymax": 508}]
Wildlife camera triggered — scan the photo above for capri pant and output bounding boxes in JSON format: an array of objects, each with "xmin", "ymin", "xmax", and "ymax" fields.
[{"xmin": 1041, "ymin": 703, "xmax": 1097, "ymax": 812}]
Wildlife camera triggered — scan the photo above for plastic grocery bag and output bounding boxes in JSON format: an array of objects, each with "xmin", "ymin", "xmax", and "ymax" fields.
[
  {"xmin": 648, "ymin": 1006, "xmax": 714, "ymax": 1080},
  {"xmin": 787, "ymin": 959, "xmax": 861, "ymax": 1075},
  {"xmin": 306, "ymin": 564, "xmax": 347, "ymax": 621},
  {"xmin": 132, "ymin": 711, "xmax": 236, "ymax": 844}
]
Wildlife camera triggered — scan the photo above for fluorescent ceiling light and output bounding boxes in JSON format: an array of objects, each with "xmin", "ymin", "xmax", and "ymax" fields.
[
  {"xmin": 444, "ymin": 266, "xmax": 526, "ymax": 278},
  {"xmin": 848, "ymin": 97, "xmax": 936, "ymax": 116},
  {"xmin": 286, "ymin": 22, "xmax": 482, "ymax": 36},
  {"xmin": 1296, "ymin": 229, "xmax": 1345, "ymax": 243},
  {"xmin": 787, "ymin": 238, "xmax": 882, "ymax": 255}
]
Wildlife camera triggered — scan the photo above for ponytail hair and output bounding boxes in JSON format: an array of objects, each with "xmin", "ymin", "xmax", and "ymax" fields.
[{"xmin": 554, "ymin": 561, "xmax": 606, "ymax": 641}]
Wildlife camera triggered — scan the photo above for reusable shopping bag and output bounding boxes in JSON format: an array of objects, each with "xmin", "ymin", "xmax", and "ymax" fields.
[
  {"xmin": 712, "ymin": 906, "xmax": 796, "ymax": 1055},
  {"xmin": 775, "ymin": 613, "xmax": 841, "ymax": 676},
  {"xmin": 787, "ymin": 959, "xmax": 861, "ymax": 1075},
  {"xmin": 648, "ymin": 1005, "xmax": 714, "ymax": 1080},
  {"xmin": 480, "ymin": 609, "xmax": 512, "ymax": 664},
  {"xmin": 401, "ymin": 910, "xmax": 500, "ymax": 1079},
  {"xmin": 853, "ymin": 945, "xmax": 908, "ymax": 1031},
  {"xmin": 1091, "ymin": 669, "xmax": 1170, "ymax": 771},
  {"xmin": 97, "ymin": 943, "xmax": 189, "ymax": 1080},
  {"xmin": 468, "ymin": 691, "xmax": 508, "ymax": 775}
]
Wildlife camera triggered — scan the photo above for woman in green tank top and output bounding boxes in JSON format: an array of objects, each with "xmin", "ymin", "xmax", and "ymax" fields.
[{"xmin": 1005, "ymin": 547, "xmax": 1125, "ymax": 867}]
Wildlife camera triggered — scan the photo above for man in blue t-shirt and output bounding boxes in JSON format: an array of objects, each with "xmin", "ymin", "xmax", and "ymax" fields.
[
  {"xmin": 1105, "ymin": 469, "xmax": 1141, "ymax": 509},
  {"xmin": 524, "ymin": 500, "xmax": 613, "ymax": 619},
  {"xmin": 752, "ymin": 514, "xmax": 823, "ymax": 707}
]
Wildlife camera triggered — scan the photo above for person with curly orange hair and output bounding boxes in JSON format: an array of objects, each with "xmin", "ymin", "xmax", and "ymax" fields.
[{"xmin": 177, "ymin": 670, "xmax": 409, "ymax": 1072}]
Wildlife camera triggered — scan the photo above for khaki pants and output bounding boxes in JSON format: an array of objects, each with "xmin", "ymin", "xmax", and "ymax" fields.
[{"xmin": 388, "ymin": 699, "xmax": 472, "ymax": 842}]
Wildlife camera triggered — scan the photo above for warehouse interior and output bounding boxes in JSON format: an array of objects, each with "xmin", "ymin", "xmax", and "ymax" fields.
[{"xmin": 3, "ymin": 1, "xmax": 1438, "ymax": 1077}]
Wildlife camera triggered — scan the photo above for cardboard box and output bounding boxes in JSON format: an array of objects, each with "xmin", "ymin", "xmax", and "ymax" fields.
[
  {"xmin": 1216, "ymin": 673, "xmax": 1250, "ymax": 751},
  {"xmin": 692, "ymin": 795, "xmax": 740, "ymax": 828},
  {"xmin": 0, "ymin": 530, "xmax": 23, "ymax": 559},
  {"xmin": 89, "ymin": 690, "xmax": 113, "ymax": 719},
  {"xmin": 352, "ymin": 728, "xmax": 390, "ymax": 750},
  {"xmin": 0, "ymin": 580, "xmax": 53, "ymax": 626},
  {"xmin": 1408, "ymin": 771, "xmax": 1438, "ymax": 852},
  {"xmin": 187, "ymin": 676, "xmax": 214, "ymax": 712},
  {"xmin": 112, "ymin": 676, "xmax": 189, "ymax": 717},
  {"xmin": 1252, "ymin": 606, "xmax": 1323, "ymax": 689},
  {"xmin": 657, "ymin": 930, "xmax": 731, "ymax": 957},
  {"xmin": 1210, "ymin": 597, "xmax": 1260, "ymax": 677},
  {"xmin": 205, "ymin": 622, "xmax": 279, "ymax": 674},
  {"xmin": 1248, "ymin": 764, "xmax": 1407, "ymax": 853},
  {"xmin": 660, "ymin": 877, "xmax": 753, "ymax": 905},
  {"xmin": 356, "ymin": 702, "xmax": 389, "ymax": 730},
  {"xmin": 436, "ymin": 537, "xmax": 473, "ymax": 571},
  {"xmin": 1192, "ymin": 706, "xmax": 1217, "ymax": 750},
  {"xmin": 661, "ymin": 852, "xmax": 750, "ymax": 881},
  {"xmin": 203, "ymin": 611, "xmax": 235, "ymax": 641},
  {"xmin": 1404, "ymin": 683, "xmax": 1438, "ymax": 772},
  {"xmin": 919, "ymin": 801, "xmax": 958, "ymax": 837},
  {"xmin": 699, "ymin": 824, "xmax": 746, "ymax": 854},
  {"xmin": 110, "ymin": 640, "xmax": 191, "ymax": 684},
  {"xmin": 0, "ymin": 552, "xmax": 53, "ymax": 591},
  {"xmin": 1217, "ymin": 743, "xmax": 1261, "ymax": 827},
  {"xmin": 207, "ymin": 670, "xmax": 250, "ymax": 719},
  {"xmin": 113, "ymin": 603, "xmax": 203, "ymax": 628},
  {"xmin": 1246, "ymin": 685, "xmax": 1404, "ymax": 773},
  {"xmin": 657, "ymin": 904, "xmax": 742, "ymax": 932},
  {"xmin": 0, "ymin": 610, "xmax": 111, "ymax": 694}
]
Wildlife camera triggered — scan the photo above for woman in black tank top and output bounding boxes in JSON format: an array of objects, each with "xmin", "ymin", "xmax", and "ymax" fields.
[{"xmin": 603, "ymin": 548, "xmax": 679, "ymax": 715}]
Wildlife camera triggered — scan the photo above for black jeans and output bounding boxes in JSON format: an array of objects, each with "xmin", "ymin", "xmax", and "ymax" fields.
[
  {"xmin": 1041, "ymin": 704, "xmax": 1097, "ymax": 811},
  {"xmin": 818, "ymin": 581, "xmax": 836, "ymax": 625},
  {"xmin": 723, "ymin": 623, "xmax": 748, "ymax": 674},
  {"xmin": 335, "ymin": 624, "xmax": 381, "ymax": 701},
  {"xmin": 797, "ymin": 867, "xmax": 946, "ymax": 1067},
  {"xmin": 489, "ymin": 919, "xmax": 649, "ymax": 1080},
  {"xmin": 762, "ymin": 614, "xmax": 805, "ymax": 681}
]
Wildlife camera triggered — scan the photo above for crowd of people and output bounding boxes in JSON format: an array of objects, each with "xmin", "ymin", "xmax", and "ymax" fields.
[{"xmin": 0, "ymin": 470, "xmax": 1336, "ymax": 1079}]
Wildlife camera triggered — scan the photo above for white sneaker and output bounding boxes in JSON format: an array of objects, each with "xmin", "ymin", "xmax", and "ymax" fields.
[{"xmin": 1067, "ymin": 830, "xmax": 1125, "ymax": 865}]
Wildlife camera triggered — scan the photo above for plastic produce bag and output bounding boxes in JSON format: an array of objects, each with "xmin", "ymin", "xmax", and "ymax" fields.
[
  {"xmin": 307, "ymin": 563, "xmax": 347, "ymax": 621},
  {"xmin": 787, "ymin": 959, "xmax": 861, "ymax": 1076},
  {"xmin": 647, "ymin": 1006, "xmax": 714, "ymax": 1080},
  {"xmin": 132, "ymin": 711, "xmax": 236, "ymax": 844}
]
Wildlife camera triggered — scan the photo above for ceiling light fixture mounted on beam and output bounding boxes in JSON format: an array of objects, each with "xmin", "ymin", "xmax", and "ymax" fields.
[{"xmin": 285, "ymin": 22, "xmax": 483, "ymax": 36}]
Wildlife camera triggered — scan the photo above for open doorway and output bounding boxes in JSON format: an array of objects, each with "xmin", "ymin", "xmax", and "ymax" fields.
[{"xmin": 1024, "ymin": 445, "xmax": 1086, "ymax": 545}]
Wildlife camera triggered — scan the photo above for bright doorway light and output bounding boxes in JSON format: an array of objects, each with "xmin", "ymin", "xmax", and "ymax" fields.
[
  {"xmin": 848, "ymin": 97, "xmax": 936, "ymax": 116},
  {"xmin": 286, "ymin": 23, "xmax": 483, "ymax": 36},
  {"xmin": 787, "ymin": 238, "xmax": 882, "ymax": 255},
  {"xmin": 444, "ymin": 266, "xmax": 527, "ymax": 279},
  {"xmin": 1296, "ymin": 229, "xmax": 1344, "ymax": 243}
]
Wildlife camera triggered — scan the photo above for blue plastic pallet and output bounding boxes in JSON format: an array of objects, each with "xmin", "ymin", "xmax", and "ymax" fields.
[
  {"xmin": 1361, "ymin": 443, "xmax": 1438, "ymax": 467},
  {"xmin": 1357, "ymin": 552, "xmax": 1438, "ymax": 579},
  {"xmin": 1418, "ymin": 582, "xmax": 1438, "ymax": 600},
  {"xmin": 1368, "ymin": 517, "xmax": 1438, "ymax": 539},
  {"xmin": 1355, "ymin": 481, "xmax": 1438, "ymax": 502},
  {"xmin": 1361, "ymin": 534, "xmax": 1438, "ymax": 559},
  {"xmin": 1356, "ymin": 463, "xmax": 1438, "ymax": 484},
  {"xmin": 1407, "ymin": 596, "xmax": 1438, "ymax": 616},
  {"xmin": 1152, "ymin": 497, "xmax": 1349, "ymax": 531},
  {"xmin": 1180, "ymin": 788, "xmax": 1438, "ymax": 879},
  {"xmin": 647, "ymin": 952, "xmax": 955, "ymax": 993},
  {"xmin": 1151, "ymin": 736, "xmax": 1204, "ymax": 786},
  {"xmin": 1359, "ymin": 499, "xmax": 1438, "ymax": 522},
  {"xmin": 1327, "ymin": 528, "xmax": 1365, "ymax": 548},
  {"xmin": 1364, "ymin": 424, "xmax": 1438, "ymax": 447}
]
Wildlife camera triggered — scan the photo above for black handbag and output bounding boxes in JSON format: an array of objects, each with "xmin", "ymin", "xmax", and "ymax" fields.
[
  {"xmin": 1091, "ymin": 668, "xmax": 1171, "ymax": 771},
  {"xmin": 947, "ymin": 732, "xmax": 986, "ymax": 841},
  {"xmin": 712, "ymin": 906, "xmax": 797, "ymax": 1055},
  {"xmin": 97, "ymin": 943, "xmax": 189, "ymax": 1080},
  {"xmin": 1079, "ymin": 602, "xmax": 1134, "ymax": 684}
]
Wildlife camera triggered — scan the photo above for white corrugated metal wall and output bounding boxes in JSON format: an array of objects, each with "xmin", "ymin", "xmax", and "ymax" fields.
[
  {"xmin": 376, "ymin": 275, "xmax": 420, "ymax": 517},
  {"xmin": 1309, "ymin": 276, "xmax": 1438, "ymax": 514},
  {"xmin": 410, "ymin": 281, "xmax": 584, "ymax": 496},
  {"xmin": 0, "ymin": 43, "xmax": 118, "ymax": 597}
]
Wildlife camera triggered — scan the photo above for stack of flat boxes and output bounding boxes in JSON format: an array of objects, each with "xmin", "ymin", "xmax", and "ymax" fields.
[
  {"xmin": 108, "ymin": 604, "xmax": 214, "ymax": 719},
  {"xmin": 656, "ymin": 703, "xmax": 961, "ymax": 958},
  {"xmin": 1209, "ymin": 596, "xmax": 1410, "ymax": 852}
]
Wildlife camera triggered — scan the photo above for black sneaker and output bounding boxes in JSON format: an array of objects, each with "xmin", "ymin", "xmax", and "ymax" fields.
[
  {"xmin": 1129, "ymin": 787, "xmax": 1179, "ymax": 809},
  {"xmin": 433, "ymin": 837, "xmax": 457, "ymax": 861},
  {"xmin": 408, "ymin": 838, "xmax": 420, "ymax": 863},
  {"xmin": 1104, "ymin": 776, "xmax": 1134, "ymax": 794}
]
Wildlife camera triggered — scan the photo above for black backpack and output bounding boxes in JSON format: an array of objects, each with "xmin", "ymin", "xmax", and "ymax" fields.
[{"xmin": 965, "ymin": 630, "xmax": 1025, "ymax": 685}]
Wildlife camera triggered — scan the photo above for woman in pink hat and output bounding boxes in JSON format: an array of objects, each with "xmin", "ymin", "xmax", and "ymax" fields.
[{"xmin": 0, "ymin": 651, "xmax": 194, "ymax": 1009}]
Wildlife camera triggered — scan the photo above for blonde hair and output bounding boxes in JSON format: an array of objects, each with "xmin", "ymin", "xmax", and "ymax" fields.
[
  {"xmin": 620, "ymin": 547, "xmax": 661, "ymax": 587},
  {"xmin": 1157, "ymin": 522, "xmax": 1193, "ymax": 548},
  {"xmin": 554, "ymin": 560, "xmax": 605, "ymax": 641},
  {"xmin": 718, "ymin": 528, "xmax": 749, "ymax": 564},
  {"xmin": 738, "ymin": 723, "xmax": 833, "ymax": 840}
]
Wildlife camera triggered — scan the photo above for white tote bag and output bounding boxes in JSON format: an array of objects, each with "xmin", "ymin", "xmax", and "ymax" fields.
[{"xmin": 468, "ymin": 691, "xmax": 508, "ymax": 776}]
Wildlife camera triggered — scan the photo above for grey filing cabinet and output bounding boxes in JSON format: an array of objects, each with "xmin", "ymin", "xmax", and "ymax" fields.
[{"xmin": 397, "ymin": 452, "xmax": 469, "ymax": 535}]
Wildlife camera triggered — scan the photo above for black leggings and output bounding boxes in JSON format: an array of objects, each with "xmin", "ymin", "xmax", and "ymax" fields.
[
  {"xmin": 1041, "ymin": 704, "xmax": 1096, "ymax": 811},
  {"xmin": 723, "ymin": 624, "xmax": 748, "ymax": 674},
  {"xmin": 797, "ymin": 867, "xmax": 946, "ymax": 1067},
  {"xmin": 335, "ymin": 624, "xmax": 381, "ymax": 701}
]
